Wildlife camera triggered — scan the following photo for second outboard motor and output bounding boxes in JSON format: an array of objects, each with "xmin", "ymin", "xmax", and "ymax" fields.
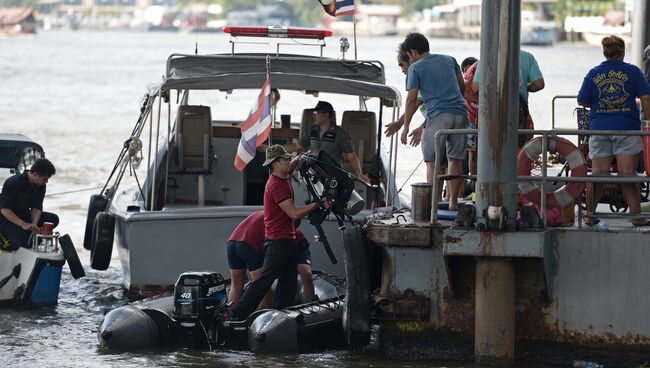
[{"xmin": 173, "ymin": 272, "xmax": 228, "ymax": 348}]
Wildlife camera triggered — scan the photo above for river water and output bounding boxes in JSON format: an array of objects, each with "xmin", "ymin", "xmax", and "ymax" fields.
[{"xmin": 0, "ymin": 30, "xmax": 607, "ymax": 367}]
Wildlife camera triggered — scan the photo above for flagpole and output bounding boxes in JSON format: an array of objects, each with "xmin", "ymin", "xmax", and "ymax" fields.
[
  {"xmin": 266, "ymin": 55, "xmax": 273, "ymax": 147},
  {"xmin": 353, "ymin": 0, "xmax": 357, "ymax": 60}
]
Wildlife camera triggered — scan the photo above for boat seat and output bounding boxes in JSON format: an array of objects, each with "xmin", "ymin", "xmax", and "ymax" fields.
[
  {"xmin": 175, "ymin": 105, "xmax": 215, "ymax": 207},
  {"xmin": 176, "ymin": 105, "xmax": 214, "ymax": 174},
  {"xmin": 298, "ymin": 108, "xmax": 314, "ymax": 145},
  {"xmin": 340, "ymin": 111, "xmax": 377, "ymax": 173}
]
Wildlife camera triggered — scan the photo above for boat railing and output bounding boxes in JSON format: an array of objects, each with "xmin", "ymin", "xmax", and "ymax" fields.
[
  {"xmin": 551, "ymin": 95, "xmax": 580, "ymax": 130},
  {"xmin": 430, "ymin": 128, "xmax": 650, "ymax": 227}
]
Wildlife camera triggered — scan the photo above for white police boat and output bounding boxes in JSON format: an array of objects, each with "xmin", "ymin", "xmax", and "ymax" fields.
[{"xmin": 84, "ymin": 26, "xmax": 403, "ymax": 297}]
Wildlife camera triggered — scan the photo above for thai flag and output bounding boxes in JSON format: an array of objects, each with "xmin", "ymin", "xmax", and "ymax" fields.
[
  {"xmin": 234, "ymin": 79, "xmax": 272, "ymax": 171},
  {"xmin": 319, "ymin": 0, "xmax": 356, "ymax": 17}
]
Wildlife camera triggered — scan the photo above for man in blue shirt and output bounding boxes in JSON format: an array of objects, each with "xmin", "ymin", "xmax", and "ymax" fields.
[{"xmin": 386, "ymin": 32, "xmax": 467, "ymax": 210}]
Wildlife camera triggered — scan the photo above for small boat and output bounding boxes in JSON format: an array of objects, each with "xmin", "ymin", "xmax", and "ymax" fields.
[
  {"xmin": 520, "ymin": 10, "xmax": 556, "ymax": 46},
  {"xmin": 0, "ymin": 7, "xmax": 37, "ymax": 36},
  {"xmin": 0, "ymin": 134, "xmax": 84, "ymax": 306},
  {"xmin": 97, "ymin": 271, "xmax": 346, "ymax": 352}
]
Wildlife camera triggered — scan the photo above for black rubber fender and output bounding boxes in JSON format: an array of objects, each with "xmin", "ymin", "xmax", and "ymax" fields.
[
  {"xmin": 59, "ymin": 234, "xmax": 85, "ymax": 279},
  {"xmin": 341, "ymin": 224, "xmax": 371, "ymax": 349},
  {"xmin": 83, "ymin": 194, "xmax": 108, "ymax": 250},
  {"xmin": 91, "ymin": 211, "xmax": 114, "ymax": 271}
]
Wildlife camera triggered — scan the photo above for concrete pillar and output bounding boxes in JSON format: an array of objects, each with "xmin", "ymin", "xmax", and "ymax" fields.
[{"xmin": 475, "ymin": 258, "xmax": 515, "ymax": 365}]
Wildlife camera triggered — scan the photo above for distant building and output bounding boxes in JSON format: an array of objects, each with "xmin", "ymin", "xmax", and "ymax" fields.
[
  {"xmin": 226, "ymin": 4, "xmax": 296, "ymax": 27},
  {"xmin": 0, "ymin": 7, "xmax": 37, "ymax": 35},
  {"xmin": 326, "ymin": 4, "xmax": 402, "ymax": 36}
]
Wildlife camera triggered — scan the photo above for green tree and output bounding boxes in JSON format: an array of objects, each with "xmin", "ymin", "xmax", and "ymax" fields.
[{"xmin": 0, "ymin": 0, "xmax": 38, "ymax": 7}]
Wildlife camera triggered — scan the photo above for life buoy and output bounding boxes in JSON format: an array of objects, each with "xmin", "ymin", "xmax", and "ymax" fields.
[
  {"xmin": 91, "ymin": 211, "xmax": 114, "ymax": 271},
  {"xmin": 517, "ymin": 137, "xmax": 587, "ymax": 208},
  {"xmin": 83, "ymin": 194, "xmax": 108, "ymax": 250},
  {"xmin": 341, "ymin": 225, "xmax": 371, "ymax": 349},
  {"xmin": 59, "ymin": 234, "xmax": 85, "ymax": 279}
]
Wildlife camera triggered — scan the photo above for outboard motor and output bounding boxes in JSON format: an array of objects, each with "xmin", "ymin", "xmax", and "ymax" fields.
[{"xmin": 173, "ymin": 272, "xmax": 228, "ymax": 348}]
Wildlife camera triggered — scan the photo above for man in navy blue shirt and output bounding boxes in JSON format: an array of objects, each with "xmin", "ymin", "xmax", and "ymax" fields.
[{"xmin": 0, "ymin": 158, "xmax": 58, "ymax": 250}]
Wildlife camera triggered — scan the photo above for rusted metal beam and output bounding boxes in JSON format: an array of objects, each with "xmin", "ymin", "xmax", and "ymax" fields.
[
  {"xmin": 632, "ymin": 0, "xmax": 650, "ymax": 67},
  {"xmin": 475, "ymin": 258, "xmax": 515, "ymax": 365},
  {"xmin": 475, "ymin": 0, "xmax": 520, "ymax": 229}
]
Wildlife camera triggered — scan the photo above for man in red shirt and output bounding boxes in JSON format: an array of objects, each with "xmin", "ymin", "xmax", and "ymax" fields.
[
  {"xmin": 227, "ymin": 211, "xmax": 315, "ymax": 310},
  {"xmin": 230, "ymin": 145, "xmax": 325, "ymax": 320}
]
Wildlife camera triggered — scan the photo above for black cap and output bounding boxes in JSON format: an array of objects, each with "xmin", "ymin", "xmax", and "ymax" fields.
[{"xmin": 313, "ymin": 101, "xmax": 334, "ymax": 115}]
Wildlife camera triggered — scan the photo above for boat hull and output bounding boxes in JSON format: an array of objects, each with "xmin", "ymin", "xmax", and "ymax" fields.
[
  {"xmin": 111, "ymin": 193, "xmax": 349, "ymax": 294},
  {"xmin": 0, "ymin": 247, "xmax": 65, "ymax": 306}
]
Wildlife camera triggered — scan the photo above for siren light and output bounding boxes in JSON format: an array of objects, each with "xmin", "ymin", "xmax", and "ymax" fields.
[{"xmin": 223, "ymin": 25, "xmax": 333, "ymax": 40}]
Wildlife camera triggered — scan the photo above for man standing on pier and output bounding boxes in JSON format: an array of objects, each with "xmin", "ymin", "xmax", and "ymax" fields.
[
  {"xmin": 0, "ymin": 158, "xmax": 57, "ymax": 251},
  {"xmin": 386, "ymin": 32, "xmax": 468, "ymax": 211}
]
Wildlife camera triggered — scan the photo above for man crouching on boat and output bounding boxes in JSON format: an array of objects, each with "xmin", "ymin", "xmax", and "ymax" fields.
[
  {"xmin": 0, "ymin": 158, "xmax": 58, "ymax": 251},
  {"xmin": 230, "ymin": 145, "xmax": 328, "ymax": 321},
  {"xmin": 227, "ymin": 211, "xmax": 316, "ymax": 311}
]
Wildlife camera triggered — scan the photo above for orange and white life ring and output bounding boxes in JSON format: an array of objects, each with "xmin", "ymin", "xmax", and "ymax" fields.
[{"xmin": 517, "ymin": 137, "xmax": 587, "ymax": 208}]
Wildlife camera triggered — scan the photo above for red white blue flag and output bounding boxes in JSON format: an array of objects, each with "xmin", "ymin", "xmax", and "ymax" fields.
[
  {"xmin": 319, "ymin": 0, "xmax": 356, "ymax": 17},
  {"xmin": 234, "ymin": 79, "xmax": 272, "ymax": 171}
]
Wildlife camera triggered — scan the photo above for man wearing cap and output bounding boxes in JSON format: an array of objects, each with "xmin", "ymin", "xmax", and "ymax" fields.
[
  {"xmin": 0, "ymin": 158, "xmax": 58, "ymax": 251},
  {"xmin": 230, "ymin": 145, "xmax": 325, "ymax": 320},
  {"xmin": 282, "ymin": 101, "xmax": 369, "ymax": 183}
]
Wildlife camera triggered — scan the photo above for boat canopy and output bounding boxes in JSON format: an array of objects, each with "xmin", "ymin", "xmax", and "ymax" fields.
[
  {"xmin": 157, "ymin": 53, "xmax": 401, "ymax": 106},
  {"xmin": 0, "ymin": 134, "xmax": 44, "ymax": 169}
]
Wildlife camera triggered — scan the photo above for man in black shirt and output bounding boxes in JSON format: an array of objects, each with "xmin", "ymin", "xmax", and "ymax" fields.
[{"xmin": 0, "ymin": 158, "xmax": 58, "ymax": 250}]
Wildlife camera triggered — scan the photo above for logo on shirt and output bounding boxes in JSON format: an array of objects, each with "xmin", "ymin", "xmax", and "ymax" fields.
[{"xmin": 593, "ymin": 70, "xmax": 630, "ymax": 111}]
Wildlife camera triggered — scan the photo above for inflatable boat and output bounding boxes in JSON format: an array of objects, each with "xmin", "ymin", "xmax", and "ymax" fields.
[{"xmin": 98, "ymin": 271, "xmax": 346, "ymax": 352}]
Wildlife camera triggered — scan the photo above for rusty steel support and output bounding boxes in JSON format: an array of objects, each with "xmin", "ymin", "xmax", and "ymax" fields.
[
  {"xmin": 632, "ymin": 0, "xmax": 650, "ymax": 68},
  {"xmin": 475, "ymin": 0, "xmax": 520, "ymax": 230},
  {"xmin": 474, "ymin": 0, "xmax": 520, "ymax": 364},
  {"xmin": 475, "ymin": 258, "xmax": 515, "ymax": 365}
]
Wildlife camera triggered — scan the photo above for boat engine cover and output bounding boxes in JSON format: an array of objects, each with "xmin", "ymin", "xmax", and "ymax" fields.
[
  {"xmin": 172, "ymin": 271, "xmax": 227, "ymax": 323},
  {"xmin": 248, "ymin": 310, "xmax": 298, "ymax": 353}
]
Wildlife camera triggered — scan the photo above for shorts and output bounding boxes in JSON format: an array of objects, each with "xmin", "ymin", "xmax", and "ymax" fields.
[
  {"xmin": 227, "ymin": 241, "xmax": 264, "ymax": 271},
  {"xmin": 588, "ymin": 134, "xmax": 643, "ymax": 159},
  {"xmin": 421, "ymin": 113, "xmax": 468, "ymax": 162},
  {"xmin": 296, "ymin": 243, "xmax": 312, "ymax": 266}
]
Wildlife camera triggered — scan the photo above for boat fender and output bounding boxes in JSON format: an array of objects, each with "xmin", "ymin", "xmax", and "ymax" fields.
[
  {"xmin": 83, "ymin": 194, "xmax": 108, "ymax": 250},
  {"xmin": 59, "ymin": 234, "xmax": 85, "ymax": 279},
  {"xmin": 91, "ymin": 211, "xmax": 114, "ymax": 271},
  {"xmin": 517, "ymin": 137, "xmax": 587, "ymax": 207},
  {"xmin": 98, "ymin": 305, "xmax": 161, "ymax": 350},
  {"xmin": 341, "ymin": 225, "xmax": 371, "ymax": 349}
]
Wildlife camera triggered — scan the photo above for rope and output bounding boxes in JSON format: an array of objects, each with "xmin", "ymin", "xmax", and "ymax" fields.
[
  {"xmin": 390, "ymin": 158, "xmax": 425, "ymax": 205},
  {"xmin": 45, "ymin": 186, "xmax": 104, "ymax": 197}
]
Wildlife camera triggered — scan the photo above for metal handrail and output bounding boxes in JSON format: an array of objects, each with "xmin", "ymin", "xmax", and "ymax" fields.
[
  {"xmin": 430, "ymin": 128, "xmax": 650, "ymax": 226},
  {"xmin": 551, "ymin": 95, "xmax": 578, "ymax": 130}
]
